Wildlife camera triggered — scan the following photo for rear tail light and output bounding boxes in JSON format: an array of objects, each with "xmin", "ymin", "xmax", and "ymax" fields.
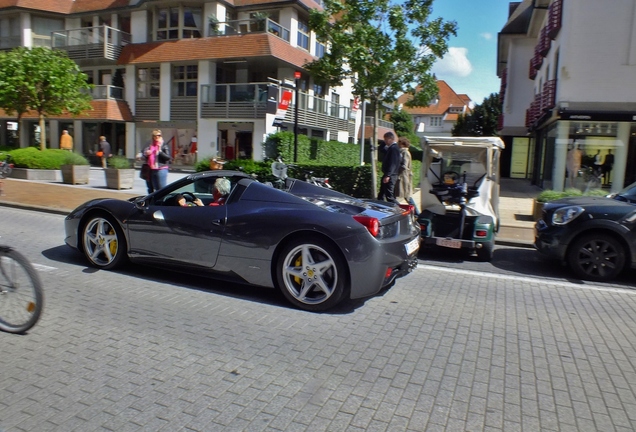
[
  {"xmin": 353, "ymin": 215, "xmax": 379, "ymax": 237},
  {"xmin": 475, "ymin": 229, "xmax": 488, "ymax": 238},
  {"xmin": 384, "ymin": 267, "xmax": 393, "ymax": 279},
  {"xmin": 398, "ymin": 204, "xmax": 414, "ymax": 215}
]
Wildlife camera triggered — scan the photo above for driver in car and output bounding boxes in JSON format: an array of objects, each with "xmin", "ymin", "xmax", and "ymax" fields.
[{"xmin": 175, "ymin": 193, "xmax": 204, "ymax": 207}]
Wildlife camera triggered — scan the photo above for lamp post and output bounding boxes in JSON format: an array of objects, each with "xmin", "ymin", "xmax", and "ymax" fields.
[{"xmin": 293, "ymin": 71, "xmax": 301, "ymax": 163}]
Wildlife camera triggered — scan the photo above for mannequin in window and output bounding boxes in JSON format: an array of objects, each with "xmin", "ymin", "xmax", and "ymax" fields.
[
  {"xmin": 566, "ymin": 143, "xmax": 582, "ymax": 187},
  {"xmin": 602, "ymin": 149, "xmax": 614, "ymax": 185},
  {"xmin": 593, "ymin": 149, "xmax": 603, "ymax": 178}
]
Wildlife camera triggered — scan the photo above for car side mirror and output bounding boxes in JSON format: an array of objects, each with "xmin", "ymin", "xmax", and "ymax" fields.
[{"xmin": 134, "ymin": 197, "xmax": 148, "ymax": 211}]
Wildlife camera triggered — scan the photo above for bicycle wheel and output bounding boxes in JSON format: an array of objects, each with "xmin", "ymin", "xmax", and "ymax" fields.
[{"xmin": 0, "ymin": 248, "xmax": 43, "ymax": 333}]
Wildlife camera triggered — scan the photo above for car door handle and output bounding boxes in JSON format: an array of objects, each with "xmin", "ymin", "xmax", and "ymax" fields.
[{"xmin": 212, "ymin": 218, "xmax": 225, "ymax": 226}]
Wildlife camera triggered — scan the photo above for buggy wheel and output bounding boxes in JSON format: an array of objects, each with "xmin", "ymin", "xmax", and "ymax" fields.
[{"xmin": 475, "ymin": 241, "xmax": 494, "ymax": 262}]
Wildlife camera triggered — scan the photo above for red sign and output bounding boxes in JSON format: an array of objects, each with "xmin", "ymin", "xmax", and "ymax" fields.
[
  {"xmin": 294, "ymin": 71, "xmax": 301, "ymax": 79},
  {"xmin": 276, "ymin": 89, "xmax": 293, "ymax": 118},
  {"xmin": 352, "ymin": 96, "xmax": 360, "ymax": 112}
]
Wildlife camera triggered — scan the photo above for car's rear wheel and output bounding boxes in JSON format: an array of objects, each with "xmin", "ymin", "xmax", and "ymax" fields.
[
  {"xmin": 276, "ymin": 237, "xmax": 347, "ymax": 311},
  {"xmin": 82, "ymin": 214, "xmax": 127, "ymax": 270},
  {"xmin": 567, "ymin": 233, "xmax": 625, "ymax": 281}
]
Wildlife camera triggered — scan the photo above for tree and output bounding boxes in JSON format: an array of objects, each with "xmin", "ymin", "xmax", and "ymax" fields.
[
  {"xmin": 452, "ymin": 93, "xmax": 502, "ymax": 137},
  {"xmin": 306, "ymin": 0, "xmax": 456, "ymax": 196},
  {"xmin": 389, "ymin": 108, "xmax": 420, "ymax": 147},
  {"xmin": 0, "ymin": 47, "xmax": 92, "ymax": 150}
]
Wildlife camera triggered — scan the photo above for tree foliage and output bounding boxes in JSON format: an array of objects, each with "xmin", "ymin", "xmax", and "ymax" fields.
[
  {"xmin": 0, "ymin": 47, "xmax": 92, "ymax": 149},
  {"xmin": 389, "ymin": 108, "xmax": 420, "ymax": 147},
  {"xmin": 452, "ymin": 93, "xmax": 502, "ymax": 137},
  {"xmin": 306, "ymin": 0, "xmax": 456, "ymax": 195}
]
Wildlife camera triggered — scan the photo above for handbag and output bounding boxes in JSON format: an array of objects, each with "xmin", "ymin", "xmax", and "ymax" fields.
[{"xmin": 140, "ymin": 163, "xmax": 150, "ymax": 180}]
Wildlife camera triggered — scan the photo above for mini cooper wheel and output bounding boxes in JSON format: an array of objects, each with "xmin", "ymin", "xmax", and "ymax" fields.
[
  {"xmin": 567, "ymin": 233, "xmax": 625, "ymax": 282},
  {"xmin": 475, "ymin": 241, "xmax": 494, "ymax": 262},
  {"xmin": 276, "ymin": 238, "xmax": 347, "ymax": 311},
  {"xmin": 82, "ymin": 214, "xmax": 127, "ymax": 270}
]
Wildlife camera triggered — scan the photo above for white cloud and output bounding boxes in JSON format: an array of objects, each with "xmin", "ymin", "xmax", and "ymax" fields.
[
  {"xmin": 481, "ymin": 32, "xmax": 493, "ymax": 40},
  {"xmin": 431, "ymin": 47, "xmax": 473, "ymax": 78}
]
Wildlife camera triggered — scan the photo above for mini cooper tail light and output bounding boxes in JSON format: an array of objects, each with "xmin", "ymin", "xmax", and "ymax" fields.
[
  {"xmin": 353, "ymin": 215, "xmax": 379, "ymax": 237},
  {"xmin": 475, "ymin": 229, "xmax": 488, "ymax": 238}
]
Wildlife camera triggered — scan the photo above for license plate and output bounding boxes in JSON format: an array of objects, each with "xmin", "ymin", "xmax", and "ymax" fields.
[
  {"xmin": 405, "ymin": 237, "xmax": 420, "ymax": 255},
  {"xmin": 436, "ymin": 238, "xmax": 462, "ymax": 249}
]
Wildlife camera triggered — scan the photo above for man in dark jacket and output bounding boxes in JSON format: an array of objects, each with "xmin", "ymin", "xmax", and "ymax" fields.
[{"xmin": 377, "ymin": 131, "xmax": 400, "ymax": 203}]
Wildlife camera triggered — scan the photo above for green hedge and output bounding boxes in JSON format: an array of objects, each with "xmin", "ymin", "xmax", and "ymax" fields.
[
  {"xmin": 536, "ymin": 187, "xmax": 607, "ymax": 203},
  {"xmin": 8, "ymin": 147, "xmax": 70, "ymax": 169}
]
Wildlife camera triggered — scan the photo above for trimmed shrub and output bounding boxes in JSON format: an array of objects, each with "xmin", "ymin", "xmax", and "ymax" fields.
[
  {"xmin": 536, "ymin": 187, "xmax": 605, "ymax": 203},
  {"xmin": 107, "ymin": 155, "xmax": 132, "ymax": 169},
  {"xmin": 9, "ymin": 147, "xmax": 68, "ymax": 169},
  {"xmin": 62, "ymin": 152, "xmax": 90, "ymax": 166}
]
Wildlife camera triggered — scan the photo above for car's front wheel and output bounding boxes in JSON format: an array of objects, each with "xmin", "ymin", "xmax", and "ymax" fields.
[
  {"xmin": 567, "ymin": 233, "xmax": 626, "ymax": 281},
  {"xmin": 82, "ymin": 214, "xmax": 127, "ymax": 270},
  {"xmin": 276, "ymin": 237, "xmax": 347, "ymax": 311}
]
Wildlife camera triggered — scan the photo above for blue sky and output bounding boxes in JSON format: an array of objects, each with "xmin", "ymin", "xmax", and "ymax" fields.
[{"xmin": 429, "ymin": 0, "xmax": 511, "ymax": 105}]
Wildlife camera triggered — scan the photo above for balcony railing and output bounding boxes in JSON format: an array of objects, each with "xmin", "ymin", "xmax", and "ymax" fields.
[
  {"xmin": 201, "ymin": 82, "xmax": 270, "ymax": 118},
  {"xmin": 51, "ymin": 25, "xmax": 131, "ymax": 61},
  {"xmin": 90, "ymin": 85, "xmax": 124, "ymax": 100},
  {"xmin": 547, "ymin": 0, "xmax": 563, "ymax": 39},
  {"xmin": 541, "ymin": 79, "xmax": 557, "ymax": 111},
  {"xmin": 200, "ymin": 82, "xmax": 354, "ymax": 133},
  {"xmin": 365, "ymin": 116, "xmax": 394, "ymax": 129},
  {"xmin": 209, "ymin": 18, "xmax": 290, "ymax": 42},
  {"xmin": 538, "ymin": 26, "xmax": 551, "ymax": 57}
]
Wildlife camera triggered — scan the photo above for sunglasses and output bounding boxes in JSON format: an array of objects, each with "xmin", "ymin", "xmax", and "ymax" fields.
[{"xmin": 153, "ymin": 134, "xmax": 161, "ymax": 138}]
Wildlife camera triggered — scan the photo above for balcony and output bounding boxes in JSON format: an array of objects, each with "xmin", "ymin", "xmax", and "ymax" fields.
[
  {"xmin": 90, "ymin": 85, "xmax": 124, "ymax": 100},
  {"xmin": 547, "ymin": 0, "xmax": 563, "ymax": 39},
  {"xmin": 51, "ymin": 25, "xmax": 131, "ymax": 62},
  {"xmin": 201, "ymin": 83, "xmax": 270, "ymax": 118},
  {"xmin": 538, "ymin": 26, "xmax": 551, "ymax": 57},
  {"xmin": 209, "ymin": 18, "xmax": 290, "ymax": 42},
  {"xmin": 365, "ymin": 117, "xmax": 394, "ymax": 129},
  {"xmin": 200, "ymin": 82, "xmax": 354, "ymax": 131},
  {"xmin": 541, "ymin": 80, "xmax": 557, "ymax": 111}
]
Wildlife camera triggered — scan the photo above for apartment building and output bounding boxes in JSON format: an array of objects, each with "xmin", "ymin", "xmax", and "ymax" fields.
[
  {"xmin": 0, "ymin": 0, "xmax": 360, "ymax": 164},
  {"xmin": 396, "ymin": 80, "xmax": 472, "ymax": 139},
  {"xmin": 498, "ymin": 0, "xmax": 636, "ymax": 191}
]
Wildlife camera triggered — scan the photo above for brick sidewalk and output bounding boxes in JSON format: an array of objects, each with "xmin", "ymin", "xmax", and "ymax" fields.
[{"xmin": 0, "ymin": 178, "xmax": 138, "ymax": 214}]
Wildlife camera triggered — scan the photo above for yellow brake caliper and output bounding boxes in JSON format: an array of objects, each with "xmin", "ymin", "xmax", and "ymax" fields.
[
  {"xmin": 109, "ymin": 228, "xmax": 117, "ymax": 256},
  {"xmin": 294, "ymin": 256, "xmax": 302, "ymax": 284}
]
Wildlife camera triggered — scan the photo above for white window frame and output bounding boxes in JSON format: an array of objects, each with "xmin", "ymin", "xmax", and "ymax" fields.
[
  {"xmin": 172, "ymin": 65, "xmax": 198, "ymax": 97},
  {"xmin": 137, "ymin": 67, "xmax": 160, "ymax": 98}
]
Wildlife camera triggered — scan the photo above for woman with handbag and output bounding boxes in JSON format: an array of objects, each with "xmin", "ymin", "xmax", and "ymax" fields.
[{"xmin": 143, "ymin": 130, "xmax": 172, "ymax": 192}]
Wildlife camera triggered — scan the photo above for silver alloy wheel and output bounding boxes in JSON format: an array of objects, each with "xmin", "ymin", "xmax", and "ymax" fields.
[
  {"xmin": 83, "ymin": 217, "xmax": 120, "ymax": 267},
  {"xmin": 281, "ymin": 243, "xmax": 338, "ymax": 306}
]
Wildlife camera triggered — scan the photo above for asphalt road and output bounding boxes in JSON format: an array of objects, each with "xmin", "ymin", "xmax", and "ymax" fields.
[{"xmin": 2, "ymin": 206, "xmax": 636, "ymax": 431}]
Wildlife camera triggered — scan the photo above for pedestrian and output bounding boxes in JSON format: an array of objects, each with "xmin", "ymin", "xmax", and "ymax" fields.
[
  {"xmin": 99, "ymin": 136, "xmax": 111, "ymax": 168},
  {"xmin": 143, "ymin": 129, "xmax": 172, "ymax": 191},
  {"xmin": 60, "ymin": 130, "xmax": 73, "ymax": 151},
  {"xmin": 395, "ymin": 137, "xmax": 419, "ymax": 215},
  {"xmin": 377, "ymin": 131, "xmax": 400, "ymax": 203}
]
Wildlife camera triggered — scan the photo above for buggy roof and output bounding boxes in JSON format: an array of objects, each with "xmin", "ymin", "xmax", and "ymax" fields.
[{"xmin": 422, "ymin": 136, "xmax": 505, "ymax": 150}]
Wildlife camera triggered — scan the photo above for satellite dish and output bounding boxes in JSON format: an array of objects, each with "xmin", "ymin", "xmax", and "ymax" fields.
[{"xmin": 271, "ymin": 161, "xmax": 288, "ymax": 179}]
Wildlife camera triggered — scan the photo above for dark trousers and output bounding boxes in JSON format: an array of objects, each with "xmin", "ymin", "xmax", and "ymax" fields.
[{"xmin": 377, "ymin": 176, "xmax": 398, "ymax": 203}]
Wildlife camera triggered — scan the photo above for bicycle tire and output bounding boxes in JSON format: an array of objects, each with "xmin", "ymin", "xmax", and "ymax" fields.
[{"xmin": 0, "ymin": 247, "xmax": 43, "ymax": 333}]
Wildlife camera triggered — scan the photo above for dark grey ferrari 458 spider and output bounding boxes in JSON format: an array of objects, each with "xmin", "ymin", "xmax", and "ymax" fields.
[{"xmin": 64, "ymin": 170, "xmax": 420, "ymax": 311}]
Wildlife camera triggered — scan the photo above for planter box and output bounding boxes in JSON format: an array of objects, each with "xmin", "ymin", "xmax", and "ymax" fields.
[
  {"xmin": 61, "ymin": 165, "xmax": 90, "ymax": 185},
  {"xmin": 104, "ymin": 168, "xmax": 135, "ymax": 190},
  {"xmin": 10, "ymin": 168, "xmax": 61, "ymax": 182}
]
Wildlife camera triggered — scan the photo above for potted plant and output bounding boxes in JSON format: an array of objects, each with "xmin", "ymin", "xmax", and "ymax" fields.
[
  {"xmin": 251, "ymin": 12, "xmax": 268, "ymax": 31},
  {"xmin": 208, "ymin": 14, "xmax": 222, "ymax": 35},
  {"xmin": 60, "ymin": 152, "xmax": 90, "ymax": 185},
  {"xmin": 104, "ymin": 156, "xmax": 134, "ymax": 190},
  {"xmin": 533, "ymin": 188, "xmax": 607, "ymax": 220}
]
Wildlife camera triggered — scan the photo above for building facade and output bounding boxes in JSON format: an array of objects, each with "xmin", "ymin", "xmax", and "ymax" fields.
[
  {"xmin": 0, "ymin": 0, "xmax": 361, "ymax": 164},
  {"xmin": 498, "ymin": 0, "xmax": 636, "ymax": 191},
  {"xmin": 396, "ymin": 80, "xmax": 472, "ymax": 139}
]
